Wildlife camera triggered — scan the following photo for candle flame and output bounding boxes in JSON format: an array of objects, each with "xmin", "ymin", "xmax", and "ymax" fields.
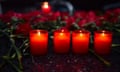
[
  {"xmin": 79, "ymin": 33, "xmax": 83, "ymax": 37},
  {"xmin": 38, "ymin": 32, "xmax": 41, "ymax": 36},
  {"xmin": 102, "ymin": 30, "xmax": 105, "ymax": 36},
  {"xmin": 102, "ymin": 33, "xmax": 105, "ymax": 36},
  {"xmin": 59, "ymin": 29, "xmax": 64, "ymax": 36},
  {"xmin": 60, "ymin": 33, "xmax": 64, "ymax": 36},
  {"xmin": 79, "ymin": 30, "xmax": 83, "ymax": 36},
  {"xmin": 43, "ymin": 2, "xmax": 49, "ymax": 8}
]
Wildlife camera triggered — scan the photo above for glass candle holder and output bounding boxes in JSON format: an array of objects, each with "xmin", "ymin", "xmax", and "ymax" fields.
[
  {"xmin": 30, "ymin": 30, "xmax": 48, "ymax": 56},
  {"xmin": 72, "ymin": 30, "xmax": 90, "ymax": 54},
  {"xmin": 53, "ymin": 29, "xmax": 70, "ymax": 54},
  {"xmin": 94, "ymin": 30, "xmax": 112, "ymax": 55}
]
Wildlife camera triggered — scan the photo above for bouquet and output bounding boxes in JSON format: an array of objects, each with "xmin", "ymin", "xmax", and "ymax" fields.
[{"xmin": 0, "ymin": 8, "xmax": 120, "ymax": 72}]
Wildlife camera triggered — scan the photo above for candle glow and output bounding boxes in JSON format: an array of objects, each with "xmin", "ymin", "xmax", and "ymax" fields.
[{"xmin": 94, "ymin": 30, "xmax": 112, "ymax": 55}]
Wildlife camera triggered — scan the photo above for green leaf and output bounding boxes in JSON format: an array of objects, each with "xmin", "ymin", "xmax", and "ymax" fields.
[
  {"xmin": 11, "ymin": 53, "xmax": 16, "ymax": 59},
  {"xmin": 112, "ymin": 44, "xmax": 120, "ymax": 47},
  {"xmin": 10, "ymin": 38, "xmax": 23, "ymax": 70},
  {"xmin": 6, "ymin": 60, "xmax": 22, "ymax": 72},
  {"xmin": 116, "ymin": 29, "xmax": 120, "ymax": 32}
]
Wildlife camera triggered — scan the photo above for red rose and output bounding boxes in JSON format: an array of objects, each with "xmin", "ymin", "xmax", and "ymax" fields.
[
  {"xmin": 78, "ymin": 19, "xmax": 88, "ymax": 27},
  {"xmin": 64, "ymin": 16, "xmax": 75, "ymax": 29},
  {"xmin": 104, "ymin": 10, "xmax": 113, "ymax": 20},
  {"xmin": 95, "ymin": 19, "xmax": 102, "ymax": 26},
  {"xmin": 87, "ymin": 11, "xmax": 96, "ymax": 22},
  {"xmin": 22, "ymin": 13, "xmax": 32, "ymax": 22},
  {"xmin": 2, "ymin": 11, "xmax": 22, "ymax": 23},
  {"xmin": 60, "ymin": 12, "xmax": 69, "ymax": 20},
  {"xmin": 29, "ymin": 10, "xmax": 41, "ymax": 17},
  {"xmin": 33, "ymin": 16, "xmax": 48, "ymax": 24},
  {"xmin": 74, "ymin": 11, "xmax": 86, "ymax": 19},
  {"xmin": 97, "ymin": 15, "xmax": 107, "ymax": 21},
  {"xmin": 15, "ymin": 22, "xmax": 32, "ymax": 35},
  {"xmin": 113, "ymin": 8, "xmax": 120, "ymax": 15},
  {"xmin": 95, "ymin": 15, "xmax": 107, "ymax": 26},
  {"xmin": 48, "ymin": 11, "xmax": 61, "ymax": 21}
]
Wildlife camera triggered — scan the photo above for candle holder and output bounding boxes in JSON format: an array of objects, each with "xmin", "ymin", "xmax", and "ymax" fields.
[
  {"xmin": 30, "ymin": 30, "xmax": 48, "ymax": 56},
  {"xmin": 72, "ymin": 30, "xmax": 90, "ymax": 54},
  {"xmin": 41, "ymin": 2, "xmax": 51, "ymax": 14},
  {"xmin": 53, "ymin": 29, "xmax": 70, "ymax": 54},
  {"xmin": 94, "ymin": 30, "xmax": 112, "ymax": 55}
]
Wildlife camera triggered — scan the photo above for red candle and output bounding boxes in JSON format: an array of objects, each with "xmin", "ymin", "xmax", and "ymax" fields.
[
  {"xmin": 54, "ymin": 29, "xmax": 70, "ymax": 54},
  {"xmin": 30, "ymin": 30, "xmax": 48, "ymax": 56},
  {"xmin": 41, "ymin": 2, "xmax": 51, "ymax": 14},
  {"xmin": 72, "ymin": 30, "xmax": 90, "ymax": 54},
  {"xmin": 94, "ymin": 30, "xmax": 112, "ymax": 55}
]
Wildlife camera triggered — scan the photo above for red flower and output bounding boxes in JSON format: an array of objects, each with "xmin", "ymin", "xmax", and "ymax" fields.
[
  {"xmin": 2, "ymin": 11, "xmax": 23, "ymax": 23},
  {"xmin": 60, "ymin": 12, "xmax": 69, "ymax": 20},
  {"xmin": 48, "ymin": 11, "xmax": 61, "ymax": 21},
  {"xmin": 15, "ymin": 22, "xmax": 32, "ymax": 35},
  {"xmin": 74, "ymin": 11, "xmax": 86, "ymax": 19},
  {"xmin": 87, "ymin": 11, "xmax": 97, "ymax": 22},
  {"xmin": 78, "ymin": 19, "xmax": 88, "ymax": 27},
  {"xmin": 104, "ymin": 10, "xmax": 113, "ymax": 20},
  {"xmin": 113, "ymin": 8, "xmax": 120, "ymax": 15},
  {"xmin": 29, "ymin": 10, "xmax": 41, "ymax": 17},
  {"xmin": 22, "ymin": 13, "xmax": 32, "ymax": 22},
  {"xmin": 33, "ymin": 16, "xmax": 48, "ymax": 24},
  {"xmin": 64, "ymin": 16, "xmax": 75, "ymax": 29},
  {"xmin": 95, "ymin": 19, "xmax": 102, "ymax": 26},
  {"xmin": 95, "ymin": 15, "xmax": 107, "ymax": 26}
]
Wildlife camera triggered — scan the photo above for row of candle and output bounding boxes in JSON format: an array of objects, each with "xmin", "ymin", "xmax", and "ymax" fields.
[{"xmin": 30, "ymin": 30, "xmax": 112, "ymax": 56}]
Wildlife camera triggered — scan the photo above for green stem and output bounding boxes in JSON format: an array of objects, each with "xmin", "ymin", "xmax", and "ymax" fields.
[
  {"xmin": 112, "ymin": 44, "xmax": 120, "ymax": 47},
  {"xmin": 19, "ymin": 39, "xmax": 28, "ymax": 49},
  {"xmin": 6, "ymin": 60, "xmax": 22, "ymax": 72},
  {"xmin": 89, "ymin": 49, "xmax": 111, "ymax": 67},
  {"xmin": 10, "ymin": 38, "xmax": 23, "ymax": 70}
]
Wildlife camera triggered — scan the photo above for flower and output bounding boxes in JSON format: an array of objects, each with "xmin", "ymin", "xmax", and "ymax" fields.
[
  {"xmin": 64, "ymin": 16, "xmax": 75, "ymax": 29},
  {"xmin": 1, "ymin": 11, "xmax": 23, "ymax": 23},
  {"xmin": 86, "ymin": 11, "xmax": 97, "ymax": 22},
  {"xmin": 15, "ymin": 22, "xmax": 32, "ymax": 35},
  {"xmin": 78, "ymin": 19, "xmax": 88, "ymax": 27},
  {"xmin": 74, "ymin": 11, "xmax": 86, "ymax": 19}
]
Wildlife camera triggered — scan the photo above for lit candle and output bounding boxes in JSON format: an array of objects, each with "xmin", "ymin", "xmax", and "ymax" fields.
[
  {"xmin": 54, "ymin": 29, "xmax": 70, "ymax": 54},
  {"xmin": 41, "ymin": 2, "xmax": 51, "ymax": 14},
  {"xmin": 94, "ymin": 30, "xmax": 112, "ymax": 55},
  {"xmin": 72, "ymin": 30, "xmax": 90, "ymax": 54},
  {"xmin": 30, "ymin": 30, "xmax": 48, "ymax": 56}
]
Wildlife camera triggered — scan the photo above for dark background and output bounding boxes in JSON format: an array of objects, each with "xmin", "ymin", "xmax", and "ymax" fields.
[{"xmin": 1, "ymin": 0, "xmax": 120, "ymax": 13}]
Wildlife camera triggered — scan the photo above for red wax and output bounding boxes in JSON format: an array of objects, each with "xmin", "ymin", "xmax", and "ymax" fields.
[
  {"xmin": 41, "ymin": 2, "xmax": 51, "ymax": 14},
  {"xmin": 30, "ymin": 30, "xmax": 48, "ymax": 56},
  {"xmin": 94, "ymin": 30, "xmax": 112, "ymax": 55},
  {"xmin": 72, "ymin": 30, "xmax": 90, "ymax": 54},
  {"xmin": 54, "ymin": 29, "xmax": 70, "ymax": 54}
]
